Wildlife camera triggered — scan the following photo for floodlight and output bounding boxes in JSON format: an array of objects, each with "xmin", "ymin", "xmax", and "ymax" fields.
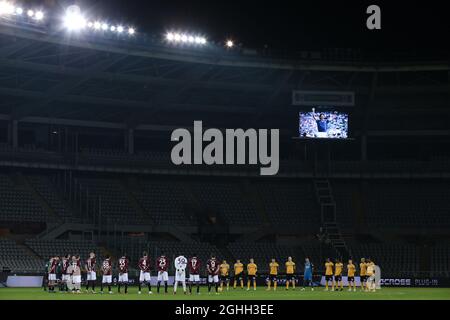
[
  {"xmin": 110, "ymin": 26, "xmax": 116, "ymax": 31},
  {"xmin": 63, "ymin": 7, "xmax": 86, "ymax": 31},
  {"xmin": 93, "ymin": 21, "xmax": 101, "ymax": 30},
  {"xmin": 101, "ymin": 23, "xmax": 108, "ymax": 30},
  {"xmin": 226, "ymin": 40, "xmax": 234, "ymax": 48},
  {"xmin": 15, "ymin": 7, "xmax": 23, "ymax": 15},
  {"xmin": 117, "ymin": 25, "xmax": 124, "ymax": 33},
  {"xmin": 27, "ymin": 9, "xmax": 34, "ymax": 17},
  {"xmin": 87, "ymin": 21, "xmax": 93, "ymax": 28},
  {"xmin": 128, "ymin": 27, "xmax": 135, "ymax": 35},
  {"xmin": 35, "ymin": 11, "xmax": 44, "ymax": 20},
  {"xmin": 0, "ymin": 2, "xmax": 14, "ymax": 15},
  {"xmin": 166, "ymin": 32, "xmax": 174, "ymax": 41},
  {"xmin": 165, "ymin": 31, "xmax": 206, "ymax": 45}
]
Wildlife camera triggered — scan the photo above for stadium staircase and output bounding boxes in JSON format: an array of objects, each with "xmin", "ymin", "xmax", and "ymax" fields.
[
  {"xmin": 2, "ymin": 234, "xmax": 44, "ymax": 261},
  {"xmin": 37, "ymin": 222, "xmax": 70, "ymax": 240},
  {"xmin": 51, "ymin": 171, "xmax": 86, "ymax": 222},
  {"xmin": 314, "ymin": 179, "xmax": 351, "ymax": 260},
  {"xmin": 13, "ymin": 172, "xmax": 63, "ymax": 222},
  {"xmin": 119, "ymin": 177, "xmax": 155, "ymax": 223},
  {"xmin": 40, "ymin": 174, "xmax": 78, "ymax": 221},
  {"xmin": 18, "ymin": 241, "xmax": 43, "ymax": 260}
]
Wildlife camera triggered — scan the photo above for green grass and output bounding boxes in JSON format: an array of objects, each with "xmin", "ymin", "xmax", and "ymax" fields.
[{"xmin": 1, "ymin": 287, "xmax": 450, "ymax": 300}]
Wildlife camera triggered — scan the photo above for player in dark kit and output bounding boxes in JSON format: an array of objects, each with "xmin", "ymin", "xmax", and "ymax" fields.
[
  {"xmin": 156, "ymin": 254, "xmax": 170, "ymax": 294},
  {"xmin": 100, "ymin": 255, "xmax": 113, "ymax": 294},
  {"xmin": 60, "ymin": 254, "xmax": 71, "ymax": 292},
  {"xmin": 43, "ymin": 258, "xmax": 50, "ymax": 291},
  {"xmin": 206, "ymin": 255, "xmax": 220, "ymax": 294},
  {"xmin": 118, "ymin": 255, "xmax": 129, "ymax": 294},
  {"xmin": 56, "ymin": 256, "xmax": 63, "ymax": 290},
  {"xmin": 138, "ymin": 252, "xmax": 152, "ymax": 294},
  {"xmin": 188, "ymin": 255, "xmax": 202, "ymax": 294},
  {"xmin": 85, "ymin": 252, "xmax": 97, "ymax": 293},
  {"xmin": 48, "ymin": 256, "xmax": 59, "ymax": 293}
]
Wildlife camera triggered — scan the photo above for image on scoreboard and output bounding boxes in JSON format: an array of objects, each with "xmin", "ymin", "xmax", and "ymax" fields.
[{"xmin": 299, "ymin": 108, "xmax": 349, "ymax": 139}]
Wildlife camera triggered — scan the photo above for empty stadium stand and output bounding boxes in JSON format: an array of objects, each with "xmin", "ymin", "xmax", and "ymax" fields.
[
  {"xmin": 77, "ymin": 177, "xmax": 147, "ymax": 225},
  {"xmin": 25, "ymin": 240, "xmax": 101, "ymax": 261},
  {"xmin": 133, "ymin": 179, "xmax": 194, "ymax": 225},
  {"xmin": 254, "ymin": 180, "xmax": 320, "ymax": 228},
  {"xmin": 431, "ymin": 245, "xmax": 450, "ymax": 277},
  {"xmin": 190, "ymin": 181, "xmax": 258, "ymax": 226},
  {"xmin": 26, "ymin": 175, "xmax": 72, "ymax": 220},
  {"xmin": 348, "ymin": 243, "xmax": 420, "ymax": 277},
  {"xmin": 0, "ymin": 174, "xmax": 49, "ymax": 222},
  {"xmin": 331, "ymin": 180, "xmax": 450, "ymax": 228},
  {"xmin": 365, "ymin": 181, "xmax": 450, "ymax": 227}
]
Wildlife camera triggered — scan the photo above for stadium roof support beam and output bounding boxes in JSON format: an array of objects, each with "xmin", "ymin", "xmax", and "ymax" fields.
[
  {"xmin": 0, "ymin": 41, "xmax": 35, "ymax": 58},
  {"xmin": 0, "ymin": 27, "xmax": 449, "ymax": 72},
  {"xmin": 13, "ymin": 54, "xmax": 128, "ymax": 118},
  {"xmin": 0, "ymin": 53, "xmax": 448, "ymax": 99},
  {"xmin": 0, "ymin": 56, "xmax": 274, "ymax": 93},
  {"xmin": 142, "ymin": 62, "xmax": 229, "ymax": 121}
]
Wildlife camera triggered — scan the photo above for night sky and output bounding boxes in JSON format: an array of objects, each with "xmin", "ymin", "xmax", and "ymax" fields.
[{"xmin": 27, "ymin": 0, "xmax": 449, "ymax": 53}]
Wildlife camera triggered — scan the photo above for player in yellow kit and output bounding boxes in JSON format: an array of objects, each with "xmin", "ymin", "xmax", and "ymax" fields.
[
  {"xmin": 324, "ymin": 258, "xmax": 334, "ymax": 291},
  {"xmin": 347, "ymin": 259, "xmax": 356, "ymax": 292},
  {"xmin": 219, "ymin": 260, "xmax": 230, "ymax": 291},
  {"xmin": 333, "ymin": 259, "xmax": 344, "ymax": 291},
  {"xmin": 359, "ymin": 258, "xmax": 368, "ymax": 291},
  {"xmin": 285, "ymin": 257, "xmax": 296, "ymax": 290},
  {"xmin": 267, "ymin": 258, "xmax": 279, "ymax": 291},
  {"xmin": 366, "ymin": 259, "xmax": 376, "ymax": 292},
  {"xmin": 246, "ymin": 258, "xmax": 257, "ymax": 291},
  {"xmin": 233, "ymin": 259, "xmax": 244, "ymax": 289}
]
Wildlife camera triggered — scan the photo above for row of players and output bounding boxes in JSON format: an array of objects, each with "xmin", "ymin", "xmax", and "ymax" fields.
[{"xmin": 45, "ymin": 252, "xmax": 377, "ymax": 294}]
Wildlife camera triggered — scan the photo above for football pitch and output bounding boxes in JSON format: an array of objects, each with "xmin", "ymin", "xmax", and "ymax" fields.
[{"xmin": 1, "ymin": 287, "xmax": 449, "ymax": 300}]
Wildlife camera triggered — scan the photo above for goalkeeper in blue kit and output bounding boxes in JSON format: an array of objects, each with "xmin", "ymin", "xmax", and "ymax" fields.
[{"xmin": 302, "ymin": 258, "xmax": 314, "ymax": 291}]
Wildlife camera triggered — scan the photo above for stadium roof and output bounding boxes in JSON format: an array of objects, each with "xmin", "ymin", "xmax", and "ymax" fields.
[{"xmin": 0, "ymin": 20, "xmax": 448, "ymax": 132}]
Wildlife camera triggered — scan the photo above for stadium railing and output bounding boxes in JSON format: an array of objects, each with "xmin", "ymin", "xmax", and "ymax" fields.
[{"xmin": 1, "ymin": 147, "xmax": 449, "ymax": 178}]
